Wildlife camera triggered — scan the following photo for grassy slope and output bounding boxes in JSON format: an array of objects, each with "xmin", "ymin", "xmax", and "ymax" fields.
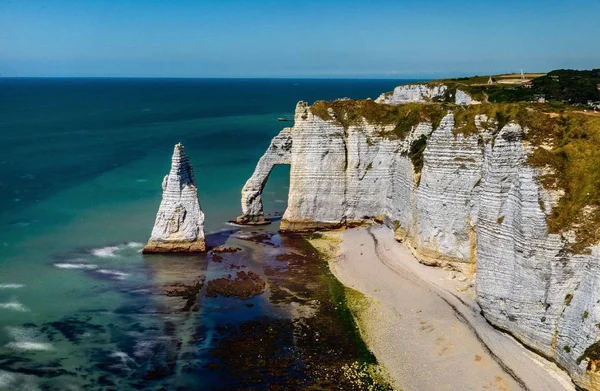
[{"xmin": 431, "ymin": 69, "xmax": 600, "ymax": 104}]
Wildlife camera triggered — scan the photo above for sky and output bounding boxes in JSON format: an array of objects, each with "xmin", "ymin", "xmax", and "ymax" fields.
[{"xmin": 1, "ymin": 0, "xmax": 599, "ymax": 78}]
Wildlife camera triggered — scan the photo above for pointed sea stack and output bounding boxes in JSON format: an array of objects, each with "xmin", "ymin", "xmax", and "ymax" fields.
[{"xmin": 143, "ymin": 143, "xmax": 206, "ymax": 253}]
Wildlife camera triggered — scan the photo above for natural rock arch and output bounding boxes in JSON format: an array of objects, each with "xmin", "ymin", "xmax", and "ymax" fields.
[{"xmin": 236, "ymin": 128, "xmax": 293, "ymax": 225}]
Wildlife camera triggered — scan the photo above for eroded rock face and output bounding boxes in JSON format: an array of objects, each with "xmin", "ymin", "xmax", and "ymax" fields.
[
  {"xmin": 374, "ymin": 83, "xmax": 474, "ymax": 106},
  {"xmin": 455, "ymin": 89, "xmax": 473, "ymax": 105},
  {"xmin": 143, "ymin": 143, "xmax": 206, "ymax": 253},
  {"xmin": 375, "ymin": 84, "xmax": 448, "ymax": 104},
  {"xmin": 239, "ymin": 96, "xmax": 600, "ymax": 389},
  {"xmin": 236, "ymin": 126, "xmax": 293, "ymax": 225}
]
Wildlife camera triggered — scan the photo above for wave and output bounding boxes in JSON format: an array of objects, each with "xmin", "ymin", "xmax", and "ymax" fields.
[
  {"xmin": 0, "ymin": 370, "xmax": 17, "ymax": 389},
  {"xmin": 95, "ymin": 269, "xmax": 130, "ymax": 280},
  {"xmin": 110, "ymin": 350, "xmax": 136, "ymax": 364},
  {"xmin": 5, "ymin": 341, "xmax": 53, "ymax": 351},
  {"xmin": 91, "ymin": 246, "xmax": 120, "ymax": 258},
  {"xmin": 232, "ymin": 231, "xmax": 256, "ymax": 240},
  {"xmin": 0, "ymin": 369, "xmax": 40, "ymax": 391},
  {"xmin": 5, "ymin": 326, "xmax": 53, "ymax": 351},
  {"xmin": 0, "ymin": 302, "xmax": 29, "ymax": 312},
  {"xmin": 0, "ymin": 284, "xmax": 24, "ymax": 289},
  {"xmin": 133, "ymin": 340, "xmax": 157, "ymax": 358},
  {"xmin": 54, "ymin": 262, "xmax": 98, "ymax": 270},
  {"xmin": 125, "ymin": 242, "xmax": 144, "ymax": 249}
]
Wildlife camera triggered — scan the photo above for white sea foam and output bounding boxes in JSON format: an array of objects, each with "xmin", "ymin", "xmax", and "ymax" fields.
[
  {"xmin": 96, "ymin": 269, "xmax": 130, "ymax": 280},
  {"xmin": 0, "ymin": 370, "xmax": 16, "ymax": 388},
  {"xmin": 125, "ymin": 242, "xmax": 144, "ymax": 249},
  {"xmin": 232, "ymin": 231, "xmax": 255, "ymax": 239},
  {"xmin": 0, "ymin": 369, "xmax": 41, "ymax": 391},
  {"xmin": 226, "ymin": 222, "xmax": 244, "ymax": 227},
  {"xmin": 54, "ymin": 263, "xmax": 98, "ymax": 270},
  {"xmin": 91, "ymin": 246, "xmax": 119, "ymax": 258},
  {"xmin": 0, "ymin": 283, "xmax": 24, "ymax": 289},
  {"xmin": 0, "ymin": 302, "xmax": 29, "ymax": 312},
  {"xmin": 274, "ymin": 199, "xmax": 286, "ymax": 203},
  {"xmin": 133, "ymin": 340, "xmax": 157, "ymax": 357},
  {"xmin": 5, "ymin": 341, "xmax": 53, "ymax": 351},
  {"xmin": 110, "ymin": 351, "xmax": 136, "ymax": 364},
  {"xmin": 5, "ymin": 327, "xmax": 53, "ymax": 352}
]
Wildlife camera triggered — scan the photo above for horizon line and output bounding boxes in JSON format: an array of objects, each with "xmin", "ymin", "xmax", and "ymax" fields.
[{"xmin": 0, "ymin": 75, "xmax": 433, "ymax": 80}]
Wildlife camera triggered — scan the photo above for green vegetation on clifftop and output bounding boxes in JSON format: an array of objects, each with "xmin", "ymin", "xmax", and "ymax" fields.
[{"xmin": 310, "ymin": 99, "xmax": 445, "ymax": 139}]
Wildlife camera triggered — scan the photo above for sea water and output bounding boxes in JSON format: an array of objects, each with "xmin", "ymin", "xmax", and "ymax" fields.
[{"xmin": 0, "ymin": 78, "xmax": 410, "ymax": 390}]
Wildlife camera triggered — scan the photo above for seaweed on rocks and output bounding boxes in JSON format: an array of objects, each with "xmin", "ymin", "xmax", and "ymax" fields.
[{"xmin": 206, "ymin": 271, "xmax": 266, "ymax": 300}]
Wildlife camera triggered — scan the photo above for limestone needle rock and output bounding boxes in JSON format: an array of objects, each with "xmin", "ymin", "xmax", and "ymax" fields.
[{"xmin": 143, "ymin": 143, "xmax": 206, "ymax": 253}]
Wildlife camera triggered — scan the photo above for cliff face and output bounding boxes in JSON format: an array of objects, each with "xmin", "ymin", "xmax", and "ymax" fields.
[
  {"xmin": 238, "ymin": 91, "xmax": 600, "ymax": 389},
  {"xmin": 143, "ymin": 143, "xmax": 206, "ymax": 253}
]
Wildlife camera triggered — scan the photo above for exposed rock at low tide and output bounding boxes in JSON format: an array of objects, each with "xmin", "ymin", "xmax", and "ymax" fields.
[
  {"xmin": 206, "ymin": 271, "xmax": 266, "ymax": 300},
  {"xmin": 210, "ymin": 246, "xmax": 242, "ymax": 254},
  {"xmin": 143, "ymin": 143, "xmax": 206, "ymax": 253},
  {"xmin": 161, "ymin": 279, "xmax": 204, "ymax": 312}
]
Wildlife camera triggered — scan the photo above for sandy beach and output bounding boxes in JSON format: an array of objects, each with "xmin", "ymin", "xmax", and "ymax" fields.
[{"xmin": 313, "ymin": 225, "xmax": 576, "ymax": 391}]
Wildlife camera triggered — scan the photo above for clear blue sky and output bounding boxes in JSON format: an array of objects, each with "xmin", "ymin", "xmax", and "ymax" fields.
[{"xmin": 1, "ymin": 0, "xmax": 599, "ymax": 78}]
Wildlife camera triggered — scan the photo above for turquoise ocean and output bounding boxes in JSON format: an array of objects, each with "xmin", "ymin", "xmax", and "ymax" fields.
[{"xmin": 0, "ymin": 78, "xmax": 410, "ymax": 390}]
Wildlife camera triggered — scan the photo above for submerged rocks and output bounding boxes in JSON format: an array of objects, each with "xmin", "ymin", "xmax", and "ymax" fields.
[
  {"xmin": 206, "ymin": 271, "xmax": 266, "ymax": 300},
  {"xmin": 210, "ymin": 246, "xmax": 242, "ymax": 254},
  {"xmin": 143, "ymin": 143, "xmax": 206, "ymax": 253}
]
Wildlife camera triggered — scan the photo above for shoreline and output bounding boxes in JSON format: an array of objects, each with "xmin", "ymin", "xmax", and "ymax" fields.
[{"xmin": 309, "ymin": 225, "xmax": 575, "ymax": 391}]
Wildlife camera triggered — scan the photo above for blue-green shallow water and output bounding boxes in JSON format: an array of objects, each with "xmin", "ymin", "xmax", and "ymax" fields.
[{"xmin": 0, "ymin": 78, "xmax": 410, "ymax": 390}]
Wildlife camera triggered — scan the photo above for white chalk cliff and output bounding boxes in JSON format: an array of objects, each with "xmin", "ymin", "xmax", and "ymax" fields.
[
  {"xmin": 238, "ymin": 87, "xmax": 600, "ymax": 390},
  {"xmin": 144, "ymin": 143, "xmax": 206, "ymax": 253}
]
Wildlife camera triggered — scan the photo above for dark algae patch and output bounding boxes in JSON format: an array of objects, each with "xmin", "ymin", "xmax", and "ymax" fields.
[
  {"xmin": 206, "ymin": 270, "xmax": 266, "ymax": 300},
  {"xmin": 578, "ymin": 341, "xmax": 600, "ymax": 368}
]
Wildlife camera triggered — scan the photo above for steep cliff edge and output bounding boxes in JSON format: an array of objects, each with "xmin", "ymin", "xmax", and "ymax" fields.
[
  {"xmin": 238, "ymin": 88, "xmax": 600, "ymax": 389},
  {"xmin": 143, "ymin": 143, "xmax": 206, "ymax": 253}
]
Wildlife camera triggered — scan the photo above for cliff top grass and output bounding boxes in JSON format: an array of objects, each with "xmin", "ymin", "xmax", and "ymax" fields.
[
  {"xmin": 309, "ymin": 99, "xmax": 446, "ymax": 139},
  {"xmin": 527, "ymin": 111, "xmax": 600, "ymax": 253},
  {"xmin": 427, "ymin": 69, "xmax": 600, "ymax": 104},
  {"xmin": 309, "ymin": 98, "xmax": 600, "ymax": 253}
]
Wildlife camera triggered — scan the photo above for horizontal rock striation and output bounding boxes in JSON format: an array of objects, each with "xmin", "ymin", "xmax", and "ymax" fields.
[
  {"xmin": 239, "ymin": 86, "xmax": 600, "ymax": 389},
  {"xmin": 143, "ymin": 143, "xmax": 206, "ymax": 253}
]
